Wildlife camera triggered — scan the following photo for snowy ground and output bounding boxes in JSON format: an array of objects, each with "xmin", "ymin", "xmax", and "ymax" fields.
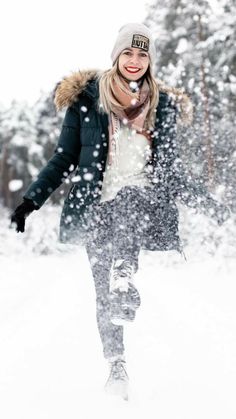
[{"xmin": 0, "ymin": 204, "xmax": 236, "ymax": 418}]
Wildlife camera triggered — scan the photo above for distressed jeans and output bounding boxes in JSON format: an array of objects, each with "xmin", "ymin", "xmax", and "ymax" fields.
[{"xmin": 85, "ymin": 185, "xmax": 153, "ymax": 359}]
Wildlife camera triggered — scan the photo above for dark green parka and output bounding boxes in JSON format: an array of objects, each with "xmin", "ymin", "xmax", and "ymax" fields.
[{"xmin": 23, "ymin": 70, "xmax": 220, "ymax": 251}]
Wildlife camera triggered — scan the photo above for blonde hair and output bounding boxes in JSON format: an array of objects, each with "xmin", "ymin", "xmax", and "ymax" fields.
[{"xmin": 97, "ymin": 60, "xmax": 159, "ymax": 130}]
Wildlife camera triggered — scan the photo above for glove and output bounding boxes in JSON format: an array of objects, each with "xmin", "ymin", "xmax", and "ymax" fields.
[
  {"xmin": 212, "ymin": 203, "xmax": 231, "ymax": 226},
  {"xmin": 10, "ymin": 198, "xmax": 39, "ymax": 233}
]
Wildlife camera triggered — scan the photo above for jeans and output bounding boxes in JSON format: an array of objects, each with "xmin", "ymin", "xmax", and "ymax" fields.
[{"xmin": 85, "ymin": 185, "xmax": 153, "ymax": 359}]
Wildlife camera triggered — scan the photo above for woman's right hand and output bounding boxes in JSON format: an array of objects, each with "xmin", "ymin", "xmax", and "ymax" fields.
[{"xmin": 10, "ymin": 198, "xmax": 39, "ymax": 233}]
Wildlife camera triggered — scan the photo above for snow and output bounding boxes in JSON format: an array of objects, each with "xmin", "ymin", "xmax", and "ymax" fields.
[
  {"xmin": 11, "ymin": 135, "xmax": 26, "ymax": 147},
  {"xmin": 129, "ymin": 81, "xmax": 138, "ymax": 89},
  {"xmin": 175, "ymin": 38, "xmax": 189, "ymax": 54},
  {"xmin": 83, "ymin": 173, "xmax": 94, "ymax": 181},
  {"xmin": 0, "ymin": 204, "xmax": 236, "ymax": 418},
  {"xmin": 71, "ymin": 175, "xmax": 82, "ymax": 183},
  {"xmin": 8, "ymin": 179, "xmax": 23, "ymax": 192},
  {"xmin": 27, "ymin": 162, "xmax": 40, "ymax": 177},
  {"xmin": 28, "ymin": 143, "xmax": 44, "ymax": 157},
  {"xmin": 0, "ymin": 1, "xmax": 235, "ymax": 415}
]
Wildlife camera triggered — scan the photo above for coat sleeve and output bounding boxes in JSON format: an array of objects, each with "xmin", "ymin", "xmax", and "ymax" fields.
[
  {"xmin": 154, "ymin": 95, "xmax": 229, "ymax": 224},
  {"xmin": 23, "ymin": 105, "xmax": 81, "ymax": 208}
]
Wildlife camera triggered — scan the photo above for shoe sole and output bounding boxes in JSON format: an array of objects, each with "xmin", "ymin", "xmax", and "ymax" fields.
[
  {"xmin": 111, "ymin": 317, "xmax": 135, "ymax": 326},
  {"xmin": 110, "ymin": 304, "xmax": 137, "ymax": 325},
  {"xmin": 110, "ymin": 285, "xmax": 141, "ymax": 309}
]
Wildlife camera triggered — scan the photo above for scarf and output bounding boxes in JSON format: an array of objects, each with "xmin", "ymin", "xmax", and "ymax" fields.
[{"xmin": 108, "ymin": 73, "xmax": 151, "ymax": 165}]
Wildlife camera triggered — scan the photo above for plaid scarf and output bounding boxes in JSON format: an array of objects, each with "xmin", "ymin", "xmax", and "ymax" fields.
[{"xmin": 108, "ymin": 73, "xmax": 151, "ymax": 165}]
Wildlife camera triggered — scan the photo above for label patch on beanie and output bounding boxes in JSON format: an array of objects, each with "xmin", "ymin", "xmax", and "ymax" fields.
[{"xmin": 131, "ymin": 34, "xmax": 149, "ymax": 51}]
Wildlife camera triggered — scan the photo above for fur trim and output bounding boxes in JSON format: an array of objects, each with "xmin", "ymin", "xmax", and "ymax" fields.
[
  {"xmin": 156, "ymin": 78, "xmax": 193, "ymax": 126},
  {"xmin": 54, "ymin": 69, "xmax": 99, "ymax": 111},
  {"xmin": 54, "ymin": 69, "xmax": 193, "ymax": 125}
]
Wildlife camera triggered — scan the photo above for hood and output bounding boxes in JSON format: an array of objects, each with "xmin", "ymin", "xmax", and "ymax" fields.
[{"xmin": 53, "ymin": 69, "xmax": 193, "ymax": 126}]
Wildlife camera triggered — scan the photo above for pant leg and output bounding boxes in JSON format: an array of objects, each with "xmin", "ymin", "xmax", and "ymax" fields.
[
  {"xmin": 85, "ymin": 201, "xmax": 125, "ymax": 359},
  {"xmin": 111, "ymin": 186, "xmax": 150, "ymax": 272}
]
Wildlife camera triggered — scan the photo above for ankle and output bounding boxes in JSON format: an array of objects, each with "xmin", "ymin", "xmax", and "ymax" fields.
[
  {"xmin": 113, "ymin": 258, "xmax": 133, "ymax": 269},
  {"xmin": 108, "ymin": 354, "xmax": 126, "ymax": 364}
]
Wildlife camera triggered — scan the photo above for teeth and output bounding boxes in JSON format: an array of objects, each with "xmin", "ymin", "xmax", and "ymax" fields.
[{"xmin": 126, "ymin": 67, "xmax": 139, "ymax": 72}]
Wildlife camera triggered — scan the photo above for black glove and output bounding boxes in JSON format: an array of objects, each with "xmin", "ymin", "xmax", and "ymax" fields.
[{"xmin": 10, "ymin": 198, "xmax": 39, "ymax": 233}]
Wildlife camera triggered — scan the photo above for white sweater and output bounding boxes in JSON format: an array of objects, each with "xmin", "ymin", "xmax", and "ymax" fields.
[{"xmin": 100, "ymin": 125, "xmax": 154, "ymax": 203}]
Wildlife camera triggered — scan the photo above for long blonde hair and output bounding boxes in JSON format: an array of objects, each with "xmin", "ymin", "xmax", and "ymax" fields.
[{"xmin": 97, "ymin": 60, "xmax": 159, "ymax": 130}]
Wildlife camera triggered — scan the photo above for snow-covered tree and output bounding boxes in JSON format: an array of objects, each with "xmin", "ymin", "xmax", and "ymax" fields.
[
  {"xmin": 0, "ymin": 93, "xmax": 66, "ymax": 209},
  {"xmin": 145, "ymin": 0, "xmax": 236, "ymax": 208}
]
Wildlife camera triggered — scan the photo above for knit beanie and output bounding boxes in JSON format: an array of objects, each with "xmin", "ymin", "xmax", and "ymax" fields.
[{"xmin": 111, "ymin": 22, "xmax": 156, "ymax": 66}]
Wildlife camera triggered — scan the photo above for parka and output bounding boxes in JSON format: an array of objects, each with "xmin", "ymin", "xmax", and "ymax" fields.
[{"xmin": 23, "ymin": 69, "xmax": 218, "ymax": 251}]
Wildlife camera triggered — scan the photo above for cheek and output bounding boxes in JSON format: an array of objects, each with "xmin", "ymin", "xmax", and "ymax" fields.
[
  {"xmin": 119, "ymin": 56, "xmax": 127, "ymax": 66},
  {"xmin": 118, "ymin": 57, "xmax": 125, "ymax": 70},
  {"xmin": 142, "ymin": 61, "xmax": 149, "ymax": 72}
]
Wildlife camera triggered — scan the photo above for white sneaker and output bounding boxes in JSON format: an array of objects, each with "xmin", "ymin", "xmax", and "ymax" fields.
[
  {"xmin": 105, "ymin": 355, "xmax": 129, "ymax": 400},
  {"xmin": 110, "ymin": 259, "xmax": 134, "ymax": 292}
]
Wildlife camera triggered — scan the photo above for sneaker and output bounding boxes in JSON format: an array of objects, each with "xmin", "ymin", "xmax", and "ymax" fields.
[
  {"xmin": 109, "ymin": 283, "xmax": 141, "ymax": 325},
  {"xmin": 105, "ymin": 356, "xmax": 129, "ymax": 400},
  {"xmin": 110, "ymin": 258, "xmax": 134, "ymax": 293},
  {"xmin": 109, "ymin": 259, "xmax": 141, "ymax": 325}
]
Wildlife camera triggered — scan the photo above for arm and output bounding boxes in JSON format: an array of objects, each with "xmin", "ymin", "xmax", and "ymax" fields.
[
  {"xmin": 10, "ymin": 105, "xmax": 81, "ymax": 233},
  {"xmin": 153, "ymin": 95, "xmax": 230, "ymax": 224},
  {"xmin": 23, "ymin": 105, "xmax": 81, "ymax": 208}
]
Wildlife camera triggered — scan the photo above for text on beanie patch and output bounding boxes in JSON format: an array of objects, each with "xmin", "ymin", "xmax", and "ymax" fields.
[{"xmin": 131, "ymin": 34, "xmax": 149, "ymax": 51}]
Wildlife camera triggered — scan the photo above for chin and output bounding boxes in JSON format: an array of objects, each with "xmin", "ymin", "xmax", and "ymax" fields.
[{"xmin": 124, "ymin": 71, "xmax": 143, "ymax": 80}]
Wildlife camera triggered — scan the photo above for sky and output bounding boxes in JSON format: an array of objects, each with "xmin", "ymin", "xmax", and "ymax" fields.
[{"xmin": 0, "ymin": 0, "xmax": 150, "ymax": 107}]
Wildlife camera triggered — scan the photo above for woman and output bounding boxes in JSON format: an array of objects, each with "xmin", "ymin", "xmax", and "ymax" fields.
[{"xmin": 10, "ymin": 23, "xmax": 230, "ymax": 399}]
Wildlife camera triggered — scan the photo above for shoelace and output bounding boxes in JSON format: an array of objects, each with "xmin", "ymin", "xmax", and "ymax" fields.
[
  {"xmin": 113, "ymin": 261, "xmax": 133, "ymax": 282},
  {"xmin": 109, "ymin": 360, "xmax": 128, "ymax": 382}
]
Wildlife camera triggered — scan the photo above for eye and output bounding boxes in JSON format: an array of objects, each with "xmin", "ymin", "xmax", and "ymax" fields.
[{"xmin": 124, "ymin": 51, "xmax": 131, "ymax": 55}]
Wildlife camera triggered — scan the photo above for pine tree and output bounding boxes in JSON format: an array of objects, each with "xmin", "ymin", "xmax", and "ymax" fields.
[{"xmin": 145, "ymin": 0, "xmax": 236, "ymax": 208}]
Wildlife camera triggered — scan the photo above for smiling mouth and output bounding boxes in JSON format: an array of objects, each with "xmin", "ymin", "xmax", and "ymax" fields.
[{"xmin": 125, "ymin": 67, "xmax": 141, "ymax": 73}]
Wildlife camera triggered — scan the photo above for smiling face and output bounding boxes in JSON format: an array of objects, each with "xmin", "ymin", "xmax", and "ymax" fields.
[{"xmin": 118, "ymin": 47, "xmax": 150, "ymax": 81}]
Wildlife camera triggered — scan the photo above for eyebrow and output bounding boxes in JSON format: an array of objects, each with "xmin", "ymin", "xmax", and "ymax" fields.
[{"xmin": 123, "ymin": 47, "xmax": 148, "ymax": 53}]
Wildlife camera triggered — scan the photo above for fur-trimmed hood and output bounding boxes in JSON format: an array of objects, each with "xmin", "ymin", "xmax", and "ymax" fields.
[{"xmin": 54, "ymin": 69, "xmax": 193, "ymax": 126}]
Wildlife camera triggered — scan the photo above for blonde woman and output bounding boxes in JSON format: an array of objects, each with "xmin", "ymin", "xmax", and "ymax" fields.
[{"xmin": 10, "ymin": 23, "xmax": 230, "ymax": 399}]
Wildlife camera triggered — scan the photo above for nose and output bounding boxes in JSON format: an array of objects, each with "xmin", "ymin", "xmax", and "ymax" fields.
[{"xmin": 128, "ymin": 55, "xmax": 141, "ymax": 67}]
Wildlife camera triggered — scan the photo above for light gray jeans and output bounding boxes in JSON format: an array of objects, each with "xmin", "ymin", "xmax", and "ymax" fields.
[{"xmin": 85, "ymin": 185, "xmax": 154, "ymax": 358}]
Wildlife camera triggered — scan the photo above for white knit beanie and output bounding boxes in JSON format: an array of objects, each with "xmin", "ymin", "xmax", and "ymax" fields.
[{"xmin": 111, "ymin": 22, "xmax": 156, "ymax": 66}]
